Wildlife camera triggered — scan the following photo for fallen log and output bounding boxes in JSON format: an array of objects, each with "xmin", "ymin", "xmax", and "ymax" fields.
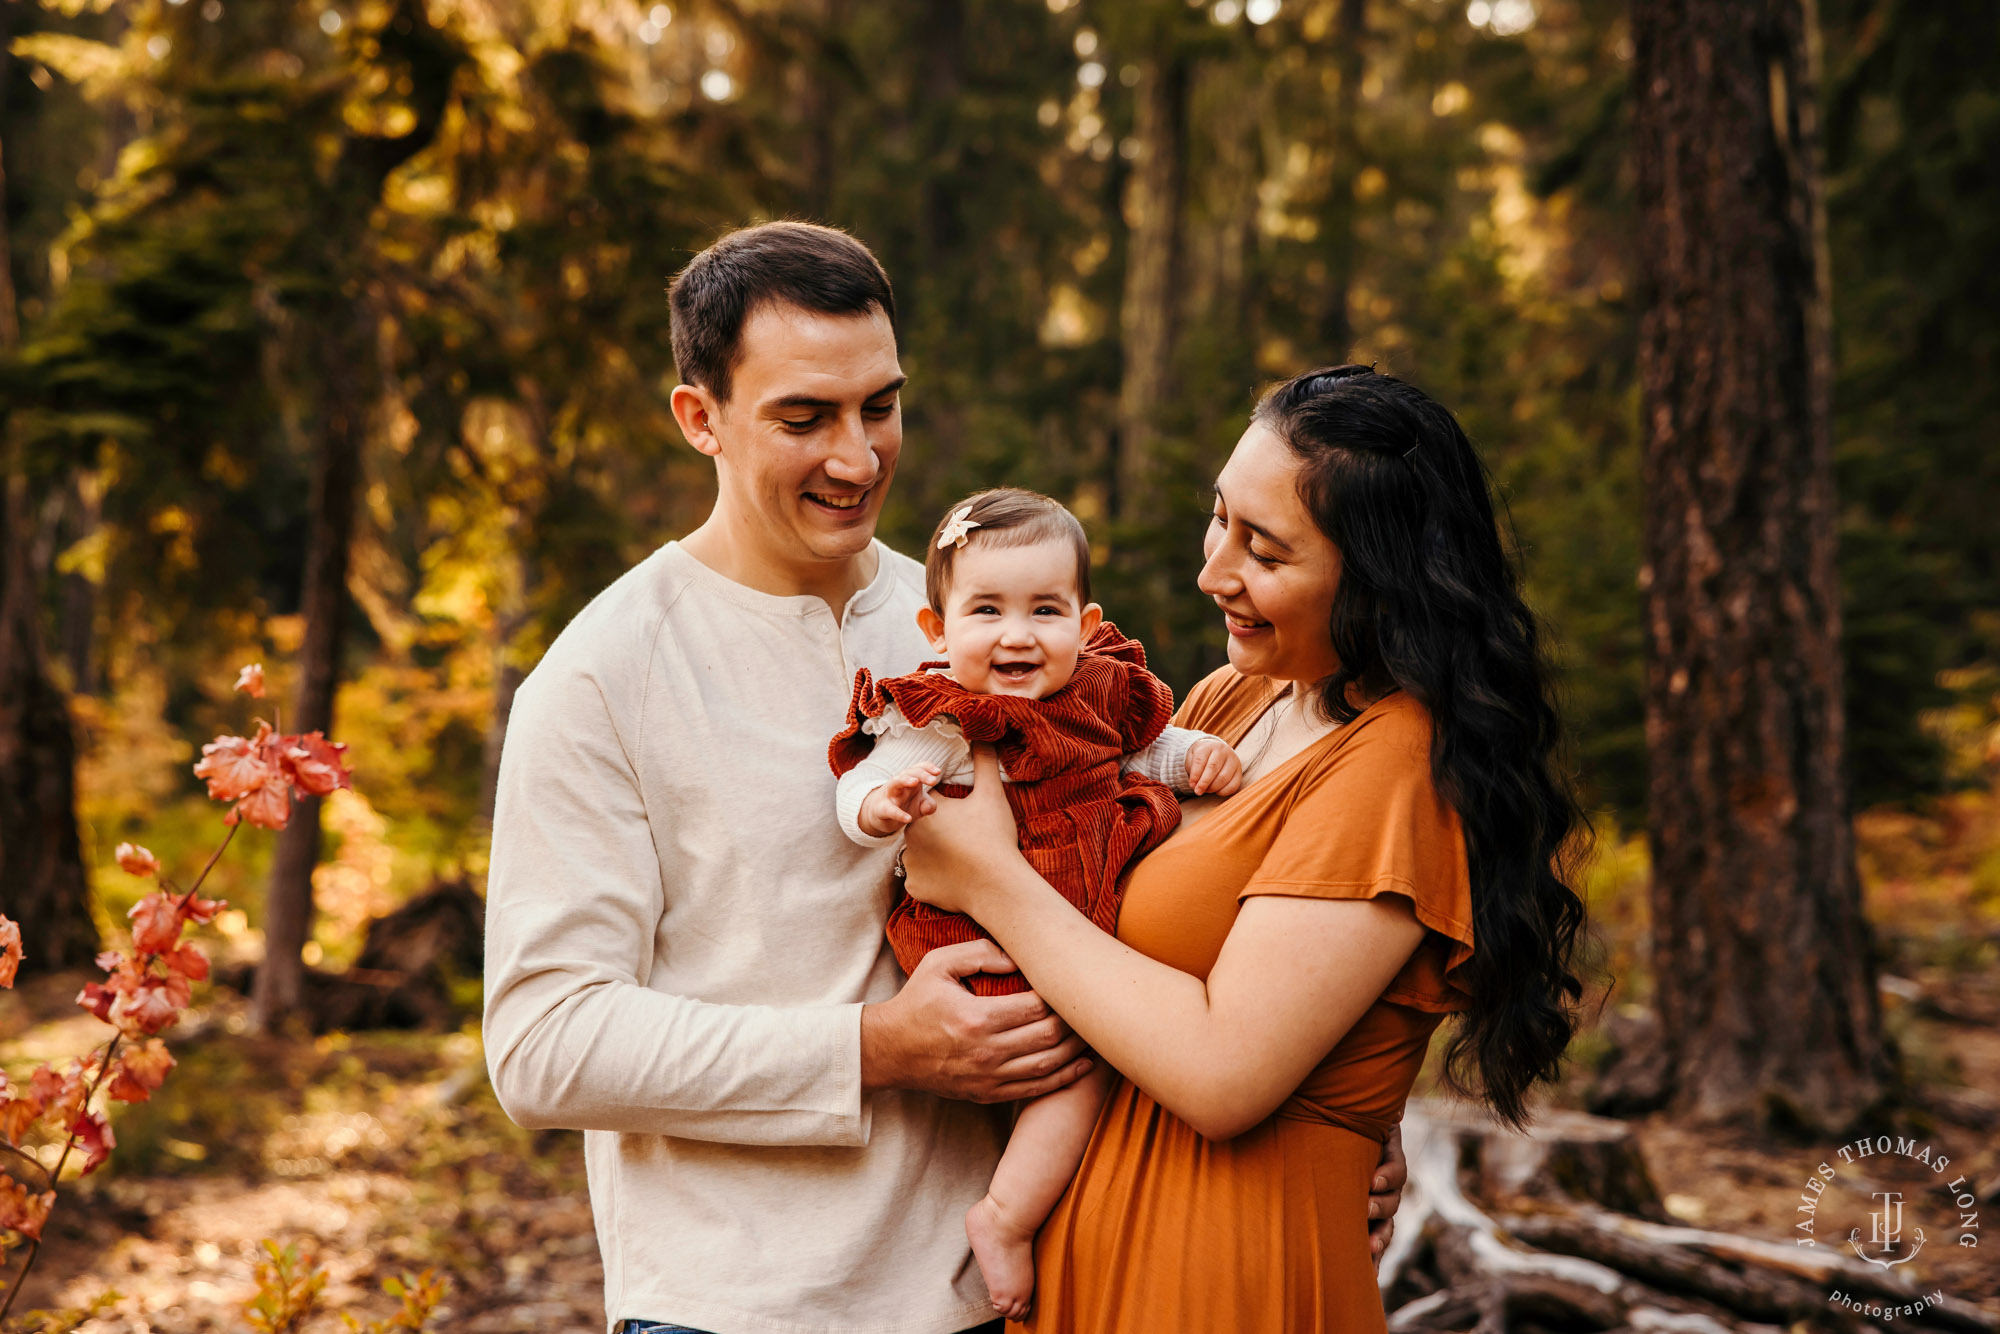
[{"xmin": 1384, "ymin": 1103, "xmax": 1994, "ymax": 1334}]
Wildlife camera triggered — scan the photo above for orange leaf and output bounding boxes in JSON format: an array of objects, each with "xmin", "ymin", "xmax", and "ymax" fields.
[
  {"xmin": 0, "ymin": 1091, "xmax": 40, "ymax": 1146},
  {"xmin": 195, "ymin": 727, "xmax": 278, "ymax": 803},
  {"xmin": 0, "ymin": 1174, "xmax": 55, "ymax": 1241},
  {"xmin": 232, "ymin": 775, "xmax": 292, "ymax": 830},
  {"xmin": 69, "ymin": 1108, "xmax": 115, "ymax": 1176},
  {"xmin": 235, "ymin": 662, "xmax": 267, "ymax": 698},
  {"xmin": 0, "ymin": 915, "xmax": 20, "ymax": 988},
  {"xmin": 280, "ymin": 732, "xmax": 352, "ymax": 797},
  {"xmin": 163, "ymin": 941, "xmax": 210, "ymax": 982},
  {"xmin": 110, "ymin": 973, "xmax": 191, "ymax": 1037},
  {"xmin": 76, "ymin": 981, "xmax": 114, "ymax": 1023},
  {"xmin": 128, "ymin": 892, "xmax": 184, "ymax": 955},
  {"xmin": 181, "ymin": 894, "xmax": 225, "ymax": 926},
  {"xmin": 114, "ymin": 842, "xmax": 162, "ymax": 877},
  {"xmin": 105, "ymin": 1039, "xmax": 176, "ymax": 1105}
]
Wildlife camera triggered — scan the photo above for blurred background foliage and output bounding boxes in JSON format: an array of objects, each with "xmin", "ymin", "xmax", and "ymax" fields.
[{"xmin": 1, "ymin": 0, "xmax": 1995, "ymax": 954}]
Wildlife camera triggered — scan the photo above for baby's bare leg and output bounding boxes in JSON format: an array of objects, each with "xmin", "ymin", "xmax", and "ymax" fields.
[{"xmin": 965, "ymin": 1063, "xmax": 1114, "ymax": 1320}]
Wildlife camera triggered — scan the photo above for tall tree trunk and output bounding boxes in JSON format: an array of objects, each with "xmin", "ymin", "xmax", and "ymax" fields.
[
  {"xmin": 1630, "ymin": 0, "xmax": 1887, "ymax": 1129},
  {"xmin": 1114, "ymin": 43, "xmax": 1187, "ymax": 525},
  {"xmin": 250, "ymin": 322, "xmax": 365, "ymax": 1029},
  {"xmin": 58, "ymin": 473, "xmax": 100, "ymax": 694},
  {"xmin": 0, "ymin": 6, "xmax": 97, "ymax": 975},
  {"xmin": 1318, "ymin": 0, "xmax": 1366, "ymax": 360}
]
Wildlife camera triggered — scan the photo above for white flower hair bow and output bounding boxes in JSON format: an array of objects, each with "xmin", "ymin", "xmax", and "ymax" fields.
[{"xmin": 937, "ymin": 505, "xmax": 982, "ymax": 550}]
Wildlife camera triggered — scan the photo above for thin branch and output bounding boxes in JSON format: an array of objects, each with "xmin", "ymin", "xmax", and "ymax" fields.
[{"xmin": 0, "ymin": 1140, "xmax": 52, "ymax": 1189}]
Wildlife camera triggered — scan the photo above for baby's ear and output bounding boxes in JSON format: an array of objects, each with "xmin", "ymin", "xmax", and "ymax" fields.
[
  {"xmin": 917, "ymin": 606, "xmax": 948, "ymax": 652},
  {"xmin": 1079, "ymin": 603, "xmax": 1103, "ymax": 638}
]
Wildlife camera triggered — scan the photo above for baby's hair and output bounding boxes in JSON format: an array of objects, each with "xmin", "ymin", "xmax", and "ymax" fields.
[{"xmin": 924, "ymin": 488, "xmax": 1092, "ymax": 613}]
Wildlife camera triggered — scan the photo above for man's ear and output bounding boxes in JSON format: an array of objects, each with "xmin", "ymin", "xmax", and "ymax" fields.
[
  {"xmin": 670, "ymin": 384, "xmax": 724, "ymax": 458},
  {"xmin": 1079, "ymin": 603, "xmax": 1103, "ymax": 640},
  {"xmin": 916, "ymin": 606, "xmax": 948, "ymax": 653}
]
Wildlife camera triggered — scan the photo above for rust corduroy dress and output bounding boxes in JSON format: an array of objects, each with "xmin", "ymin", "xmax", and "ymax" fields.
[
  {"xmin": 1026, "ymin": 669, "xmax": 1475, "ymax": 1333},
  {"xmin": 828, "ymin": 622, "xmax": 1182, "ymax": 997}
]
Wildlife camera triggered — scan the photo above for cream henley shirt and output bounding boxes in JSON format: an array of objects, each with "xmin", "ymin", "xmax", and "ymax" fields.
[{"xmin": 483, "ymin": 540, "xmax": 1006, "ymax": 1334}]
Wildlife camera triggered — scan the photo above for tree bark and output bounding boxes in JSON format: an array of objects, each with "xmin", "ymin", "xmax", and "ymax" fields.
[
  {"xmin": 1114, "ymin": 43, "xmax": 1187, "ymax": 525},
  {"xmin": 251, "ymin": 0, "xmax": 456, "ymax": 1029},
  {"xmin": 1630, "ymin": 0, "xmax": 1888, "ymax": 1128},
  {"xmin": 0, "ymin": 11, "xmax": 97, "ymax": 975},
  {"xmin": 1318, "ymin": 0, "xmax": 1366, "ymax": 360},
  {"xmin": 250, "ymin": 324, "xmax": 365, "ymax": 1029}
]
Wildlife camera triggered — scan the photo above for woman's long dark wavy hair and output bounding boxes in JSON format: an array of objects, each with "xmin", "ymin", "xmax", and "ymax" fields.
[{"xmin": 1254, "ymin": 365, "xmax": 1588, "ymax": 1126}]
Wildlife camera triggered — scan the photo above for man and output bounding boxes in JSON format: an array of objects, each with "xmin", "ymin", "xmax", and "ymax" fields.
[{"xmin": 484, "ymin": 221, "xmax": 1402, "ymax": 1334}]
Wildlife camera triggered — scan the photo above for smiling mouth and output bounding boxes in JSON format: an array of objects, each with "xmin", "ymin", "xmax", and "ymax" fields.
[
  {"xmin": 1221, "ymin": 609, "xmax": 1269, "ymax": 632},
  {"xmin": 992, "ymin": 662, "xmax": 1041, "ymax": 680},
  {"xmin": 805, "ymin": 490, "xmax": 868, "ymax": 512}
]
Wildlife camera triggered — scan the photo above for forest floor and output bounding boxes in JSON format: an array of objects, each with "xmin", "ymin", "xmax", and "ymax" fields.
[{"xmin": 3, "ymin": 790, "xmax": 1998, "ymax": 1332}]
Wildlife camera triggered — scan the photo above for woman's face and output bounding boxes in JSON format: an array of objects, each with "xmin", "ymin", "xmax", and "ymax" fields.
[{"xmin": 1199, "ymin": 422, "xmax": 1344, "ymax": 685}]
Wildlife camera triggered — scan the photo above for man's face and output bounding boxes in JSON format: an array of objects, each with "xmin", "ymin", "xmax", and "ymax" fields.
[{"xmin": 699, "ymin": 302, "xmax": 905, "ymax": 570}]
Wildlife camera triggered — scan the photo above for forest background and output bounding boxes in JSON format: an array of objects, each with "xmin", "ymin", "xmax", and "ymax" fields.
[{"xmin": 0, "ymin": 0, "xmax": 1996, "ymax": 1328}]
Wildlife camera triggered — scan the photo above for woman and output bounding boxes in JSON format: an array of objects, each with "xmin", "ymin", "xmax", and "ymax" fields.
[{"xmin": 902, "ymin": 366, "xmax": 1589, "ymax": 1331}]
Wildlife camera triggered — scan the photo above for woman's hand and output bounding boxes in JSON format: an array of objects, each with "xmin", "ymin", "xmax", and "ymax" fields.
[{"xmin": 900, "ymin": 744, "xmax": 1025, "ymax": 916}]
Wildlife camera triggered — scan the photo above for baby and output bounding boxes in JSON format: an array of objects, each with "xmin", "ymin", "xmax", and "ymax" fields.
[{"xmin": 828, "ymin": 487, "xmax": 1243, "ymax": 1318}]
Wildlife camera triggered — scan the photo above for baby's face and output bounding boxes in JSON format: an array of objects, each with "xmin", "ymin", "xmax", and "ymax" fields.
[{"xmin": 921, "ymin": 539, "xmax": 1102, "ymax": 699}]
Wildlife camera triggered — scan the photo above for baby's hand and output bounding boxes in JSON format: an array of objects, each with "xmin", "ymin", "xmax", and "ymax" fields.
[
  {"xmin": 858, "ymin": 763, "xmax": 943, "ymax": 838},
  {"xmin": 1185, "ymin": 736, "xmax": 1244, "ymax": 796}
]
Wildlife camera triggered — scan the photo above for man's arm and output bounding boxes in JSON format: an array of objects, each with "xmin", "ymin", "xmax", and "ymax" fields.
[
  {"xmin": 483, "ymin": 666, "xmax": 875, "ymax": 1145},
  {"xmin": 483, "ymin": 662, "xmax": 1090, "ymax": 1145}
]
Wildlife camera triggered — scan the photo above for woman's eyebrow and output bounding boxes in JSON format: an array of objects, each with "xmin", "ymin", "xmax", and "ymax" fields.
[{"xmin": 1216, "ymin": 490, "xmax": 1295, "ymax": 553}]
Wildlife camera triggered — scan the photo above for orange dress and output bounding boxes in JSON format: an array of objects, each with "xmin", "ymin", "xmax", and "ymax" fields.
[
  {"xmin": 829, "ymin": 622, "xmax": 1183, "ymax": 997},
  {"xmin": 1027, "ymin": 669, "xmax": 1475, "ymax": 1334}
]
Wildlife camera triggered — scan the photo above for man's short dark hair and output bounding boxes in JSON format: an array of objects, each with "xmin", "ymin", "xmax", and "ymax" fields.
[{"xmin": 668, "ymin": 221, "xmax": 897, "ymax": 403}]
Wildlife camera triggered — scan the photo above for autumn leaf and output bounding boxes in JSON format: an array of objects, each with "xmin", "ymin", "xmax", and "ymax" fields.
[
  {"xmin": 110, "ymin": 972, "xmax": 193, "ymax": 1038},
  {"xmin": 230, "ymin": 774, "xmax": 293, "ymax": 830},
  {"xmin": 0, "ymin": 915, "xmax": 20, "ymax": 988},
  {"xmin": 128, "ymin": 892, "xmax": 185, "ymax": 955},
  {"xmin": 39, "ymin": 1065, "xmax": 87, "ymax": 1129},
  {"xmin": 162, "ymin": 940, "xmax": 210, "ymax": 982},
  {"xmin": 76, "ymin": 980, "xmax": 114, "ymax": 1023},
  {"xmin": 0, "ymin": 1085, "xmax": 41, "ymax": 1146},
  {"xmin": 105, "ymin": 1039, "xmax": 176, "ymax": 1105},
  {"xmin": 69, "ymin": 1108, "xmax": 116, "ymax": 1176},
  {"xmin": 181, "ymin": 894, "xmax": 225, "ymax": 926},
  {"xmin": 0, "ymin": 1175, "xmax": 55, "ymax": 1241},
  {"xmin": 195, "ymin": 724, "xmax": 279, "ymax": 803},
  {"xmin": 115, "ymin": 842, "xmax": 162, "ymax": 877},
  {"xmin": 281, "ymin": 732, "xmax": 353, "ymax": 796},
  {"xmin": 235, "ymin": 662, "xmax": 267, "ymax": 698}
]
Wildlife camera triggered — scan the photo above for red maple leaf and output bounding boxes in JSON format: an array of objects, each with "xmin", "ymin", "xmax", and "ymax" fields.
[
  {"xmin": 194, "ymin": 723, "xmax": 279, "ymax": 803},
  {"xmin": 0, "ymin": 915, "xmax": 21, "ymax": 988},
  {"xmin": 281, "ymin": 732, "xmax": 353, "ymax": 796},
  {"xmin": 69, "ymin": 1108, "xmax": 115, "ymax": 1176},
  {"xmin": 105, "ymin": 1039, "xmax": 177, "ymax": 1105},
  {"xmin": 229, "ymin": 774, "xmax": 292, "ymax": 830},
  {"xmin": 128, "ymin": 893, "xmax": 185, "ymax": 955},
  {"xmin": 0, "ymin": 1175, "xmax": 55, "ymax": 1241}
]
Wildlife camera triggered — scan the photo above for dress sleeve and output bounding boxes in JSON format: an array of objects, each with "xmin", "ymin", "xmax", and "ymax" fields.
[
  {"xmin": 1239, "ymin": 700, "xmax": 1475, "ymax": 1013},
  {"xmin": 1120, "ymin": 725, "xmax": 1208, "ymax": 789},
  {"xmin": 834, "ymin": 709, "xmax": 972, "ymax": 846}
]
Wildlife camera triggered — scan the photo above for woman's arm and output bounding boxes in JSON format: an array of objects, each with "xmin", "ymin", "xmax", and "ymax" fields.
[{"xmin": 901, "ymin": 747, "xmax": 1428, "ymax": 1140}]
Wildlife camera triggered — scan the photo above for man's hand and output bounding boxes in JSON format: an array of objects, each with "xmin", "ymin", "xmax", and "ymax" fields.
[
  {"xmin": 861, "ymin": 939, "xmax": 1092, "ymax": 1103},
  {"xmin": 1367, "ymin": 1123, "xmax": 1409, "ymax": 1266},
  {"xmin": 1185, "ymin": 736, "xmax": 1244, "ymax": 796},
  {"xmin": 858, "ymin": 763, "xmax": 942, "ymax": 838}
]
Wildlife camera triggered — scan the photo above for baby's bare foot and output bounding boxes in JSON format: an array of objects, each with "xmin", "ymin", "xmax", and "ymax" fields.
[{"xmin": 965, "ymin": 1194, "xmax": 1037, "ymax": 1321}]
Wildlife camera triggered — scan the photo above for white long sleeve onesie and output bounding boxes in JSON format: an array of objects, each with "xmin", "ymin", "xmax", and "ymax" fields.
[{"xmin": 835, "ymin": 697, "xmax": 1215, "ymax": 846}]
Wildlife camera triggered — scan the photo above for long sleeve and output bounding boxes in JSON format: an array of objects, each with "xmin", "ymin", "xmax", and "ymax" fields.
[
  {"xmin": 482, "ymin": 656, "xmax": 871, "ymax": 1149},
  {"xmin": 1121, "ymin": 724, "xmax": 1211, "ymax": 790},
  {"xmin": 835, "ymin": 711, "xmax": 972, "ymax": 846}
]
